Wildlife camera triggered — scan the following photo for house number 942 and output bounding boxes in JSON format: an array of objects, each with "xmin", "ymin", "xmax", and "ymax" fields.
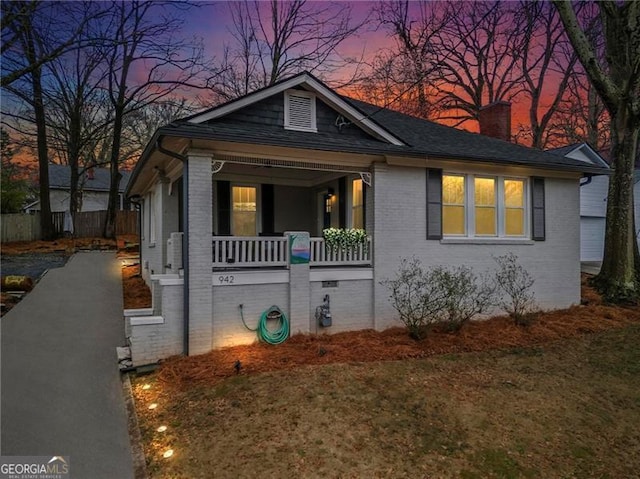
[{"xmin": 217, "ymin": 275, "xmax": 235, "ymax": 285}]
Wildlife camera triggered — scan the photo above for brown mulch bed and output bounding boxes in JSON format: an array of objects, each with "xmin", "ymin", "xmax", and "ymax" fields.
[
  {"xmin": 1, "ymin": 237, "xmax": 118, "ymax": 255},
  {"xmin": 158, "ymin": 275, "xmax": 640, "ymax": 392},
  {"xmin": 122, "ymin": 263, "xmax": 152, "ymax": 309}
]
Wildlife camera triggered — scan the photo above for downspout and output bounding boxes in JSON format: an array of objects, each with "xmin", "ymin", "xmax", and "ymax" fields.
[
  {"xmin": 156, "ymin": 136, "xmax": 190, "ymax": 357},
  {"xmin": 580, "ymin": 175, "xmax": 593, "ymax": 187}
]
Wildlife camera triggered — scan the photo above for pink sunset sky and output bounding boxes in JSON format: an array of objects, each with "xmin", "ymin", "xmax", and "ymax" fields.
[{"xmin": 167, "ymin": 1, "xmax": 570, "ymax": 136}]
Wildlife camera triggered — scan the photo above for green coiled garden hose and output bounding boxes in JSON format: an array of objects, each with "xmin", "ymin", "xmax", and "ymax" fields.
[{"xmin": 239, "ymin": 304, "xmax": 289, "ymax": 345}]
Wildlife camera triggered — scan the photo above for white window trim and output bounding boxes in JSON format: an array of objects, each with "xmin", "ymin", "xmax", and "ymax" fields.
[
  {"xmin": 443, "ymin": 174, "xmax": 467, "ymax": 237},
  {"xmin": 443, "ymin": 173, "xmax": 529, "ymax": 240},
  {"xmin": 284, "ymin": 90, "xmax": 317, "ymax": 133},
  {"xmin": 471, "ymin": 176, "xmax": 497, "ymax": 237}
]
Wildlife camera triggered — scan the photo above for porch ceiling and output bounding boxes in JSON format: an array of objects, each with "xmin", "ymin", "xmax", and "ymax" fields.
[{"xmin": 212, "ymin": 161, "xmax": 345, "ymax": 187}]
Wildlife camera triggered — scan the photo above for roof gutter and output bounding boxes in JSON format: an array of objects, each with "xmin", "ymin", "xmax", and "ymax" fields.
[
  {"xmin": 580, "ymin": 175, "xmax": 593, "ymax": 187},
  {"xmin": 155, "ymin": 135, "xmax": 191, "ymax": 358}
]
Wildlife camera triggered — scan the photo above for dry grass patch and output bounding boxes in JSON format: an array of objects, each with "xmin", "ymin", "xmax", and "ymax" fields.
[
  {"xmin": 133, "ymin": 325, "xmax": 640, "ymax": 478},
  {"xmin": 120, "ymin": 265, "xmax": 637, "ymax": 476}
]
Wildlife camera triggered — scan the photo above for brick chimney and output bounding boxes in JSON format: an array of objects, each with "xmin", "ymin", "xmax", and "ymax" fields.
[
  {"xmin": 87, "ymin": 166, "xmax": 94, "ymax": 180},
  {"xmin": 479, "ymin": 101, "xmax": 511, "ymax": 142}
]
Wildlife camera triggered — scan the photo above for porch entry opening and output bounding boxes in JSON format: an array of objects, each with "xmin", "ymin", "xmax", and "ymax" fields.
[{"xmin": 232, "ymin": 186, "xmax": 257, "ymax": 236}]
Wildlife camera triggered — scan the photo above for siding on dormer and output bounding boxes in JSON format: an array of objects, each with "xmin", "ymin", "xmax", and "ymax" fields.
[{"xmin": 210, "ymin": 91, "xmax": 380, "ymax": 142}]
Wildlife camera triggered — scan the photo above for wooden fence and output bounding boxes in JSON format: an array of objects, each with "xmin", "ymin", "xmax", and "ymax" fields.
[{"xmin": 1, "ymin": 210, "xmax": 138, "ymax": 243}]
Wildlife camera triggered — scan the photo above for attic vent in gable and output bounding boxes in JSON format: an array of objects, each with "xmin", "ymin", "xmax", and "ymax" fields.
[{"xmin": 284, "ymin": 90, "xmax": 317, "ymax": 132}]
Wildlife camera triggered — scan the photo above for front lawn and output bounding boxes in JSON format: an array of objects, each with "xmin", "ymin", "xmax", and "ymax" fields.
[{"xmin": 133, "ymin": 323, "xmax": 640, "ymax": 478}]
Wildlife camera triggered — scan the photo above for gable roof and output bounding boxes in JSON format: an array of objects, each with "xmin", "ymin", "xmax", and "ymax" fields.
[
  {"xmin": 547, "ymin": 143, "xmax": 610, "ymax": 169},
  {"xmin": 49, "ymin": 164, "xmax": 131, "ymax": 193},
  {"xmin": 185, "ymin": 72, "xmax": 405, "ymax": 146},
  {"xmin": 128, "ymin": 72, "xmax": 610, "ymax": 196}
]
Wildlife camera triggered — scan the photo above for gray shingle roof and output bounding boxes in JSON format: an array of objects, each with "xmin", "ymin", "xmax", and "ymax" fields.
[
  {"xmin": 161, "ymin": 98, "xmax": 605, "ymax": 174},
  {"xmin": 547, "ymin": 144, "xmax": 583, "ymax": 157},
  {"xmin": 48, "ymin": 164, "xmax": 131, "ymax": 193},
  {"xmin": 129, "ymin": 71, "xmax": 610, "ymax": 198},
  {"xmin": 344, "ymin": 98, "xmax": 600, "ymax": 171}
]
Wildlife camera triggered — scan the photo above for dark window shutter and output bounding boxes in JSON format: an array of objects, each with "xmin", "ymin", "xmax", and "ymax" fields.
[
  {"xmin": 216, "ymin": 180, "xmax": 231, "ymax": 235},
  {"xmin": 261, "ymin": 184, "xmax": 274, "ymax": 234},
  {"xmin": 426, "ymin": 168, "xmax": 443, "ymax": 240},
  {"xmin": 338, "ymin": 177, "xmax": 346, "ymax": 228},
  {"xmin": 531, "ymin": 177, "xmax": 545, "ymax": 241}
]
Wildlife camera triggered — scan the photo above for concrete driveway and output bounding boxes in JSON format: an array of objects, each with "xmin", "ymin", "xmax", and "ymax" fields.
[{"xmin": 1, "ymin": 251, "xmax": 134, "ymax": 478}]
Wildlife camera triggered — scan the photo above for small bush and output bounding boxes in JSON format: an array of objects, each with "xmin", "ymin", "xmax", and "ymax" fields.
[
  {"xmin": 382, "ymin": 258, "xmax": 446, "ymax": 339},
  {"xmin": 494, "ymin": 253, "xmax": 537, "ymax": 325},
  {"xmin": 383, "ymin": 258, "xmax": 496, "ymax": 338},
  {"xmin": 431, "ymin": 265, "xmax": 495, "ymax": 332}
]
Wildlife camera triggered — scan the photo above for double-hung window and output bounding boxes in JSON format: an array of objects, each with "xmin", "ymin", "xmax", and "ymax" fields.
[{"xmin": 441, "ymin": 174, "xmax": 527, "ymax": 238}]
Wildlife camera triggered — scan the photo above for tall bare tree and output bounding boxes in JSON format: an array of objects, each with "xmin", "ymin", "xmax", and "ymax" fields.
[
  {"xmin": 515, "ymin": 2, "xmax": 579, "ymax": 149},
  {"xmin": 101, "ymin": 0, "xmax": 214, "ymax": 238},
  {"xmin": 432, "ymin": 1, "xmax": 526, "ymax": 128},
  {"xmin": 554, "ymin": 1, "xmax": 640, "ymax": 302},
  {"xmin": 215, "ymin": 0, "xmax": 365, "ymax": 100},
  {"xmin": 354, "ymin": 1, "xmax": 448, "ymax": 120},
  {"xmin": 1, "ymin": 1, "xmax": 91, "ymax": 88},
  {"xmin": 549, "ymin": 71, "xmax": 609, "ymax": 150},
  {"xmin": 44, "ymin": 13, "xmax": 111, "ymax": 216},
  {"xmin": 547, "ymin": 6, "xmax": 609, "ymax": 150},
  {"xmin": 2, "ymin": 2, "xmax": 59, "ymax": 238}
]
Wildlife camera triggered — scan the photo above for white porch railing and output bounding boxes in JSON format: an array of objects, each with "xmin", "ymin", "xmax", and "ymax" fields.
[
  {"xmin": 310, "ymin": 237, "xmax": 372, "ymax": 266},
  {"xmin": 212, "ymin": 236, "xmax": 372, "ymax": 268},
  {"xmin": 213, "ymin": 236, "xmax": 288, "ymax": 268}
]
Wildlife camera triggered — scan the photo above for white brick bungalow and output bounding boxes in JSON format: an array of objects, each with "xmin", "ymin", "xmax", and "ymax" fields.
[{"xmin": 124, "ymin": 72, "xmax": 608, "ymax": 366}]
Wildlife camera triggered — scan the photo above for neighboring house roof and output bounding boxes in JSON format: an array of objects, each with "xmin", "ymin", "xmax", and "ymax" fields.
[
  {"xmin": 48, "ymin": 164, "xmax": 131, "ymax": 192},
  {"xmin": 547, "ymin": 143, "xmax": 610, "ymax": 169},
  {"xmin": 128, "ymin": 72, "xmax": 609, "ymax": 196}
]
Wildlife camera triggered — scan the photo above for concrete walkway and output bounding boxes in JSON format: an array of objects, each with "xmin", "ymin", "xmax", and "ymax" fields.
[{"xmin": 1, "ymin": 252, "xmax": 134, "ymax": 479}]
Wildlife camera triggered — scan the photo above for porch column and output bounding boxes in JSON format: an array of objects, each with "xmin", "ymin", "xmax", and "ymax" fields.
[
  {"xmin": 285, "ymin": 231, "xmax": 311, "ymax": 334},
  {"xmin": 187, "ymin": 154, "xmax": 213, "ymax": 355}
]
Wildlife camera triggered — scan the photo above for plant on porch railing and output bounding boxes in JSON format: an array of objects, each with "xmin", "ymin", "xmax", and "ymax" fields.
[{"xmin": 322, "ymin": 228, "xmax": 368, "ymax": 253}]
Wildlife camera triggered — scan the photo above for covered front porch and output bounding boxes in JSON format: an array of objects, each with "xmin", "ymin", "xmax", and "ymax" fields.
[
  {"xmin": 127, "ymin": 145, "xmax": 380, "ymax": 363},
  {"xmin": 156, "ymin": 151, "xmax": 375, "ymax": 275}
]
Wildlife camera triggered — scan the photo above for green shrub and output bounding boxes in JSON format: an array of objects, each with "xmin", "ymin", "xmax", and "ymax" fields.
[{"xmin": 322, "ymin": 228, "xmax": 368, "ymax": 252}]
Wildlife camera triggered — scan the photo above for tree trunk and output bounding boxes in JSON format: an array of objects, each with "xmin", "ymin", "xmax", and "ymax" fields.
[
  {"xmin": 104, "ymin": 112, "xmax": 123, "ymax": 239},
  {"xmin": 25, "ymin": 25, "xmax": 54, "ymax": 240},
  {"xmin": 594, "ymin": 107, "xmax": 640, "ymax": 302}
]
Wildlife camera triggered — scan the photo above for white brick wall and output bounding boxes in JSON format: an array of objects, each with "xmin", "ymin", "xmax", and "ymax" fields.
[
  {"xmin": 212, "ymin": 283, "xmax": 289, "ymax": 348},
  {"xmin": 309, "ymin": 280, "xmax": 374, "ymax": 334},
  {"xmin": 372, "ymin": 164, "xmax": 581, "ymax": 331},
  {"xmin": 128, "ymin": 281, "xmax": 184, "ymax": 366}
]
